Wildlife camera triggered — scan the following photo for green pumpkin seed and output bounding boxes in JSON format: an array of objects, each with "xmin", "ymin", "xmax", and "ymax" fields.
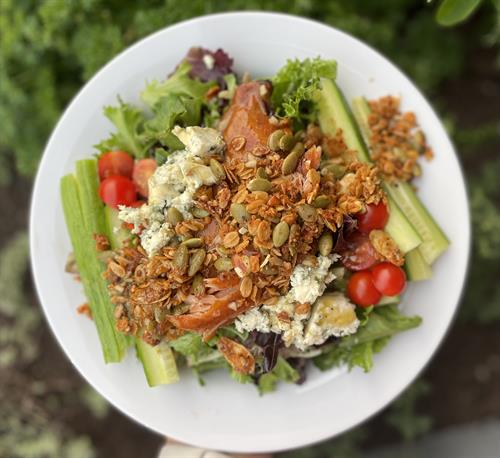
[
  {"xmin": 261, "ymin": 264, "xmax": 278, "ymax": 276},
  {"xmin": 173, "ymin": 244, "xmax": 189, "ymax": 271},
  {"xmin": 172, "ymin": 303, "xmax": 190, "ymax": 315},
  {"xmin": 312, "ymin": 195, "xmax": 331, "ymax": 208},
  {"xmin": 412, "ymin": 130, "xmax": 425, "ymax": 153},
  {"xmin": 279, "ymin": 133, "xmax": 295, "ymax": 152},
  {"xmin": 154, "ymin": 307, "xmax": 168, "ymax": 323},
  {"xmin": 247, "ymin": 177, "xmax": 272, "ymax": 192},
  {"xmin": 182, "ymin": 237, "xmax": 203, "ymax": 248},
  {"xmin": 166, "ymin": 207, "xmax": 184, "ymax": 225},
  {"xmin": 282, "ymin": 150, "xmax": 302, "ymax": 176},
  {"xmin": 230, "ymin": 203, "xmax": 250, "ymax": 224},
  {"xmin": 321, "ymin": 163, "xmax": 346, "ymax": 179},
  {"xmin": 272, "ymin": 221, "xmax": 290, "ymax": 248},
  {"xmin": 318, "ymin": 231, "xmax": 333, "ymax": 256},
  {"xmin": 291, "ymin": 141, "xmax": 305, "ymax": 156},
  {"xmin": 210, "ymin": 158, "xmax": 226, "ymax": 181},
  {"xmin": 188, "ymin": 248, "xmax": 206, "ymax": 277},
  {"xmin": 256, "ymin": 167, "xmax": 268, "ymax": 179},
  {"xmin": 297, "ymin": 204, "xmax": 317, "ymax": 223},
  {"xmin": 192, "ymin": 207, "xmax": 209, "ymax": 218},
  {"xmin": 267, "ymin": 129, "xmax": 285, "ymax": 151},
  {"xmin": 191, "ymin": 274, "xmax": 205, "ymax": 295},
  {"xmin": 214, "ymin": 257, "xmax": 233, "ymax": 272}
]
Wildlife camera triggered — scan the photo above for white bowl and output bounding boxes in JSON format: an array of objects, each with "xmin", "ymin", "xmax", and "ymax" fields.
[{"xmin": 30, "ymin": 12, "xmax": 470, "ymax": 453}]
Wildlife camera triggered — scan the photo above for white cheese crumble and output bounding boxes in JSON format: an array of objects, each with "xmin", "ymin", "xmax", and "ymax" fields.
[
  {"xmin": 202, "ymin": 54, "xmax": 215, "ymax": 70},
  {"xmin": 119, "ymin": 126, "xmax": 225, "ymax": 256},
  {"xmin": 235, "ymin": 254, "xmax": 358, "ymax": 350}
]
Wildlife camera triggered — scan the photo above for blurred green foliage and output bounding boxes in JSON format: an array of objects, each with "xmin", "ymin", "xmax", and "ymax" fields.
[{"xmin": 0, "ymin": 1, "xmax": 499, "ymax": 457}]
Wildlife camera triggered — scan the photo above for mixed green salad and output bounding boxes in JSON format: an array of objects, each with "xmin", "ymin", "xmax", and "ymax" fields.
[{"xmin": 61, "ymin": 47, "xmax": 448, "ymax": 393}]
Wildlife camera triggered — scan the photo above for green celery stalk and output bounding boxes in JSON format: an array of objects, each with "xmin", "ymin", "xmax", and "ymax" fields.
[{"xmin": 61, "ymin": 174, "xmax": 128, "ymax": 362}]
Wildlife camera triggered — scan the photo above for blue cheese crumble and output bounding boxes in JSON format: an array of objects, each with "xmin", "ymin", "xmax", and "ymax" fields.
[
  {"xmin": 119, "ymin": 126, "xmax": 225, "ymax": 256},
  {"xmin": 235, "ymin": 255, "xmax": 359, "ymax": 350}
]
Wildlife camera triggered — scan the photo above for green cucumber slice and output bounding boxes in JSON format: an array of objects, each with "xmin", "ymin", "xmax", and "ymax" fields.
[
  {"xmin": 136, "ymin": 340, "xmax": 179, "ymax": 386},
  {"xmin": 385, "ymin": 182, "xmax": 449, "ymax": 265},
  {"xmin": 404, "ymin": 247, "xmax": 433, "ymax": 281},
  {"xmin": 316, "ymin": 79, "xmax": 421, "ymax": 254}
]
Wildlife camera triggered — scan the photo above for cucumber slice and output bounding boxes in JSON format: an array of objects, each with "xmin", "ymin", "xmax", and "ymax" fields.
[
  {"xmin": 316, "ymin": 79, "xmax": 421, "ymax": 254},
  {"xmin": 352, "ymin": 96, "xmax": 449, "ymax": 265},
  {"xmin": 384, "ymin": 196, "xmax": 422, "ymax": 254},
  {"xmin": 378, "ymin": 295, "xmax": 400, "ymax": 306},
  {"xmin": 316, "ymin": 79, "xmax": 371, "ymax": 163},
  {"xmin": 104, "ymin": 206, "xmax": 130, "ymax": 249},
  {"xmin": 404, "ymin": 247, "xmax": 433, "ymax": 281},
  {"xmin": 385, "ymin": 182, "xmax": 449, "ymax": 265},
  {"xmin": 136, "ymin": 340, "xmax": 179, "ymax": 386}
]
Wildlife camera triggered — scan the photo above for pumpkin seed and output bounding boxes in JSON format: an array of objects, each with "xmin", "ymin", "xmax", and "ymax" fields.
[
  {"xmin": 172, "ymin": 303, "xmax": 190, "ymax": 315},
  {"xmin": 312, "ymin": 195, "xmax": 331, "ymax": 208},
  {"xmin": 413, "ymin": 163, "xmax": 422, "ymax": 177},
  {"xmin": 272, "ymin": 221, "xmax": 290, "ymax": 248},
  {"xmin": 318, "ymin": 231, "xmax": 333, "ymax": 256},
  {"xmin": 188, "ymin": 248, "xmax": 206, "ymax": 277},
  {"xmin": 191, "ymin": 274, "xmax": 205, "ymax": 295},
  {"xmin": 291, "ymin": 141, "xmax": 305, "ymax": 156},
  {"xmin": 267, "ymin": 129, "xmax": 285, "ymax": 151},
  {"xmin": 166, "ymin": 207, "xmax": 184, "ymax": 225},
  {"xmin": 191, "ymin": 207, "xmax": 209, "ymax": 218},
  {"xmin": 154, "ymin": 307, "xmax": 168, "ymax": 323},
  {"xmin": 210, "ymin": 158, "xmax": 226, "ymax": 181},
  {"xmin": 261, "ymin": 264, "xmax": 277, "ymax": 276},
  {"xmin": 256, "ymin": 167, "xmax": 268, "ymax": 179},
  {"xmin": 321, "ymin": 163, "xmax": 346, "ymax": 178},
  {"xmin": 247, "ymin": 177, "xmax": 272, "ymax": 192},
  {"xmin": 297, "ymin": 204, "xmax": 317, "ymax": 223},
  {"xmin": 412, "ymin": 130, "xmax": 426, "ymax": 153},
  {"xmin": 182, "ymin": 237, "xmax": 203, "ymax": 248},
  {"xmin": 214, "ymin": 257, "xmax": 233, "ymax": 272},
  {"xmin": 173, "ymin": 244, "xmax": 189, "ymax": 271},
  {"xmin": 282, "ymin": 149, "xmax": 302, "ymax": 175},
  {"xmin": 279, "ymin": 133, "xmax": 295, "ymax": 152},
  {"xmin": 230, "ymin": 203, "xmax": 250, "ymax": 224}
]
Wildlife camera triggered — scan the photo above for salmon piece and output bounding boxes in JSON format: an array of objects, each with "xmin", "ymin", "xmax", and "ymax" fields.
[
  {"xmin": 198, "ymin": 219, "xmax": 220, "ymax": 248},
  {"xmin": 168, "ymin": 285, "xmax": 247, "ymax": 340},
  {"xmin": 222, "ymin": 82, "xmax": 281, "ymax": 162}
]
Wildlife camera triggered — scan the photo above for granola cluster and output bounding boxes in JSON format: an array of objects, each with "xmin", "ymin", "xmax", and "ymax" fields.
[{"xmin": 368, "ymin": 96, "xmax": 433, "ymax": 182}]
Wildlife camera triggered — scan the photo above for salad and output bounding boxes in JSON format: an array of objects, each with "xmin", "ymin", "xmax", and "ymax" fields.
[{"xmin": 61, "ymin": 47, "xmax": 449, "ymax": 393}]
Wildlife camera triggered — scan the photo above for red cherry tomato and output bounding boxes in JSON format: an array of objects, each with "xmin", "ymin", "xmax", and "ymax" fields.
[
  {"xmin": 133, "ymin": 159, "xmax": 157, "ymax": 197},
  {"xmin": 356, "ymin": 202, "xmax": 389, "ymax": 233},
  {"xmin": 347, "ymin": 271, "xmax": 382, "ymax": 307},
  {"xmin": 371, "ymin": 262, "xmax": 407, "ymax": 296},
  {"xmin": 99, "ymin": 176, "xmax": 137, "ymax": 208},
  {"xmin": 128, "ymin": 200, "xmax": 146, "ymax": 208},
  {"xmin": 98, "ymin": 151, "xmax": 134, "ymax": 180},
  {"xmin": 340, "ymin": 233, "xmax": 379, "ymax": 271}
]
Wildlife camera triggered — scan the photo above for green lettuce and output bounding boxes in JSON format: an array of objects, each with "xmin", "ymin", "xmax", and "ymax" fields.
[
  {"xmin": 258, "ymin": 357, "xmax": 300, "ymax": 394},
  {"xmin": 314, "ymin": 305, "xmax": 422, "ymax": 372},
  {"xmin": 271, "ymin": 57, "xmax": 337, "ymax": 122},
  {"xmin": 94, "ymin": 98, "xmax": 151, "ymax": 158},
  {"xmin": 141, "ymin": 61, "xmax": 214, "ymax": 108}
]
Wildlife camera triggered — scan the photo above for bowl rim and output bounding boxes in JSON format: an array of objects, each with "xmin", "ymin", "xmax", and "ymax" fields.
[{"xmin": 29, "ymin": 11, "xmax": 471, "ymax": 453}]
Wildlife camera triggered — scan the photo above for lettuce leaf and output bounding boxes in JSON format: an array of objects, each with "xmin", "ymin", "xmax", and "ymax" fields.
[
  {"xmin": 94, "ymin": 98, "xmax": 151, "ymax": 158},
  {"xmin": 271, "ymin": 57, "xmax": 337, "ymax": 122},
  {"xmin": 141, "ymin": 61, "xmax": 214, "ymax": 108},
  {"xmin": 258, "ymin": 357, "xmax": 300, "ymax": 394},
  {"xmin": 314, "ymin": 305, "xmax": 421, "ymax": 372}
]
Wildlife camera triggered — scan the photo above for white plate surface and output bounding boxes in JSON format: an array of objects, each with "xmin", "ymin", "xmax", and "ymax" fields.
[{"xmin": 30, "ymin": 12, "xmax": 470, "ymax": 453}]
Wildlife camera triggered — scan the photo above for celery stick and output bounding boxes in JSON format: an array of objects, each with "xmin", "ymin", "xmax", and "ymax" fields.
[{"xmin": 61, "ymin": 174, "xmax": 128, "ymax": 362}]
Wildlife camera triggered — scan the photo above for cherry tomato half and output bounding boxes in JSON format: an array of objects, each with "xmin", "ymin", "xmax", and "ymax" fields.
[
  {"xmin": 98, "ymin": 151, "xmax": 134, "ymax": 180},
  {"xmin": 371, "ymin": 262, "xmax": 407, "ymax": 296},
  {"xmin": 340, "ymin": 233, "xmax": 379, "ymax": 271},
  {"xmin": 133, "ymin": 159, "xmax": 157, "ymax": 197},
  {"xmin": 356, "ymin": 202, "xmax": 389, "ymax": 233},
  {"xmin": 99, "ymin": 176, "xmax": 137, "ymax": 208},
  {"xmin": 347, "ymin": 271, "xmax": 382, "ymax": 307}
]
